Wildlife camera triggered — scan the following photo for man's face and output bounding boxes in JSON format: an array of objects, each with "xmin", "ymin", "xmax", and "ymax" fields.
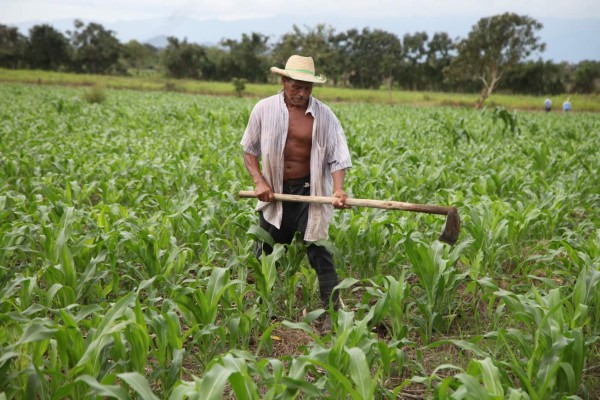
[{"xmin": 282, "ymin": 78, "xmax": 313, "ymax": 107}]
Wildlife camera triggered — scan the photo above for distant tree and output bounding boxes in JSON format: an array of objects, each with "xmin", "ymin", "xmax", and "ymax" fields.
[
  {"xmin": 68, "ymin": 19, "xmax": 122, "ymax": 74},
  {"xmin": 121, "ymin": 40, "xmax": 158, "ymax": 75},
  {"xmin": 161, "ymin": 37, "xmax": 207, "ymax": 79},
  {"xmin": 220, "ymin": 32, "xmax": 270, "ymax": 83},
  {"xmin": 270, "ymin": 25, "xmax": 303, "ymax": 69},
  {"xmin": 424, "ymin": 32, "xmax": 455, "ymax": 91},
  {"xmin": 328, "ymin": 31, "xmax": 355, "ymax": 86},
  {"xmin": 399, "ymin": 31, "xmax": 429, "ymax": 90},
  {"xmin": 346, "ymin": 28, "xmax": 402, "ymax": 89},
  {"xmin": 270, "ymin": 24, "xmax": 337, "ymax": 83},
  {"xmin": 572, "ymin": 60, "xmax": 600, "ymax": 94},
  {"xmin": 500, "ymin": 60, "xmax": 565, "ymax": 95},
  {"xmin": 200, "ymin": 46, "xmax": 225, "ymax": 80},
  {"xmin": 26, "ymin": 24, "xmax": 71, "ymax": 70},
  {"xmin": 0, "ymin": 24, "xmax": 28, "ymax": 69},
  {"xmin": 445, "ymin": 12, "xmax": 545, "ymax": 108}
]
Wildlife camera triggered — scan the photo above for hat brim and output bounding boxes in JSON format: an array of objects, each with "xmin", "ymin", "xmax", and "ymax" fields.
[{"xmin": 271, "ymin": 67, "xmax": 327, "ymax": 84}]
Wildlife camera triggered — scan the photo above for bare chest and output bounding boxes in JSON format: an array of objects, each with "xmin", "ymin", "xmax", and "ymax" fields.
[{"xmin": 286, "ymin": 108, "xmax": 314, "ymax": 145}]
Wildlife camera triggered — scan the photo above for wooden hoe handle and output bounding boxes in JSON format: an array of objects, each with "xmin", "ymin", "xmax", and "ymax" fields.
[{"xmin": 238, "ymin": 190, "xmax": 453, "ymax": 216}]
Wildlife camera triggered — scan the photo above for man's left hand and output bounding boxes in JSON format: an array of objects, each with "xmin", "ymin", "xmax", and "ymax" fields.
[{"xmin": 332, "ymin": 190, "xmax": 350, "ymax": 209}]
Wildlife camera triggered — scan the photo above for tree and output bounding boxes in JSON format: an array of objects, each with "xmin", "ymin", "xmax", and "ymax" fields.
[
  {"xmin": 399, "ymin": 32, "xmax": 429, "ymax": 90},
  {"xmin": 121, "ymin": 40, "xmax": 158, "ymax": 75},
  {"xmin": 220, "ymin": 33, "xmax": 270, "ymax": 83},
  {"xmin": 270, "ymin": 24, "xmax": 337, "ymax": 84},
  {"xmin": 424, "ymin": 32, "xmax": 455, "ymax": 91},
  {"xmin": 345, "ymin": 28, "xmax": 402, "ymax": 89},
  {"xmin": 572, "ymin": 61, "xmax": 600, "ymax": 94},
  {"xmin": 26, "ymin": 24, "xmax": 71, "ymax": 70},
  {"xmin": 500, "ymin": 60, "xmax": 565, "ymax": 95},
  {"xmin": 0, "ymin": 24, "xmax": 27, "ymax": 69},
  {"xmin": 445, "ymin": 12, "xmax": 545, "ymax": 108},
  {"xmin": 68, "ymin": 20, "xmax": 122, "ymax": 74},
  {"xmin": 161, "ymin": 37, "xmax": 207, "ymax": 79}
]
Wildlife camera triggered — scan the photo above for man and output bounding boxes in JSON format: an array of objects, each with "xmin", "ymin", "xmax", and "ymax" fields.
[
  {"xmin": 544, "ymin": 98, "xmax": 552, "ymax": 112},
  {"xmin": 240, "ymin": 55, "xmax": 352, "ymax": 329}
]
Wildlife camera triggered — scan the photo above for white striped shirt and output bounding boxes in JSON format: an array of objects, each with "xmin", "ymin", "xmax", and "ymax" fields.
[{"xmin": 241, "ymin": 90, "xmax": 352, "ymax": 241}]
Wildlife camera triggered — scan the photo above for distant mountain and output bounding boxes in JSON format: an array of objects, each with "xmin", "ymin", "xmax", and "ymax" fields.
[
  {"xmin": 145, "ymin": 35, "xmax": 169, "ymax": 48},
  {"xmin": 7, "ymin": 15, "xmax": 600, "ymax": 63}
]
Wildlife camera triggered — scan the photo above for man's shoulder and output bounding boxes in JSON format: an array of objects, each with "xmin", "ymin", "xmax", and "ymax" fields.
[
  {"xmin": 256, "ymin": 93, "xmax": 281, "ymax": 107},
  {"xmin": 310, "ymin": 97, "xmax": 337, "ymax": 119}
]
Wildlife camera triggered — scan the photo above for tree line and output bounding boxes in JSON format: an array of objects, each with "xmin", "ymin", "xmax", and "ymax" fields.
[{"xmin": 1, "ymin": 13, "xmax": 599, "ymax": 105}]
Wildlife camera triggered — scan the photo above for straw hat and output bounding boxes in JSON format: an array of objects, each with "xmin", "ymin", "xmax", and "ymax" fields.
[{"xmin": 270, "ymin": 55, "xmax": 327, "ymax": 84}]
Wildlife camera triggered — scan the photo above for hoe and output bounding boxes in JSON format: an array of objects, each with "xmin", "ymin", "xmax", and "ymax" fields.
[{"xmin": 238, "ymin": 191, "xmax": 461, "ymax": 245}]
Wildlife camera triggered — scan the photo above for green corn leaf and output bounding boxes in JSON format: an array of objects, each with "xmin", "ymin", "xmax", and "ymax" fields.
[
  {"xmin": 279, "ymin": 377, "xmax": 323, "ymax": 397},
  {"xmin": 76, "ymin": 375, "xmax": 129, "ymax": 400},
  {"xmin": 197, "ymin": 363, "xmax": 232, "ymax": 400},
  {"xmin": 247, "ymin": 225, "xmax": 275, "ymax": 248},
  {"xmin": 308, "ymin": 358, "xmax": 362, "ymax": 399},
  {"xmin": 346, "ymin": 347, "xmax": 374, "ymax": 399},
  {"xmin": 17, "ymin": 319, "xmax": 58, "ymax": 345},
  {"xmin": 221, "ymin": 354, "xmax": 259, "ymax": 400},
  {"xmin": 454, "ymin": 373, "xmax": 490, "ymax": 399},
  {"xmin": 93, "ymin": 292, "xmax": 136, "ymax": 339},
  {"xmin": 117, "ymin": 372, "xmax": 160, "ymax": 400},
  {"xmin": 470, "ymin": 358, "xmax": 504, "ymax": 398}
]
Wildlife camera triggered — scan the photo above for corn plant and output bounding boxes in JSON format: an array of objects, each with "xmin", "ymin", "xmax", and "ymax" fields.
[
  {"xmin": 434, "ymin": 357, "xmax": 508, "ymax": 400},
  {"xmin": 405, "ymin": 235, "xmax": 467, "ymax": 343},
  {"xmin": 490, "ymin": 287, "xmax": 587, "ymax": 399}
]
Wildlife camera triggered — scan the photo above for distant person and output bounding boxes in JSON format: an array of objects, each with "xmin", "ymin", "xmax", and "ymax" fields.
[
  {"xmin": 563, "ymin": 97, "xmax": 571, "ymax": 112},
  {"xmin": 544, "ymin": 98, "xmax": 552, "ymax": 112}
]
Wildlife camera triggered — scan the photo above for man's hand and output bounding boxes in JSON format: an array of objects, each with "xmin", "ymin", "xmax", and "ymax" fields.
[
  {"xmin": 244, "ymin": 152, "xmax": 274, "ymax": 202},
  {"xmin": 255, "ymin": 181, "xmax": 275, "ymax": 202},
  {"xmin": 332, "ymin": 189, "xmax": 350, "ymax": 209}
]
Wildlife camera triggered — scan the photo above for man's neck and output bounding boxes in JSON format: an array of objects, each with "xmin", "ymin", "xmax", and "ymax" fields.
[{"xmin": 283, "ymin": 93, "xmax": 309, "ymax": 112}]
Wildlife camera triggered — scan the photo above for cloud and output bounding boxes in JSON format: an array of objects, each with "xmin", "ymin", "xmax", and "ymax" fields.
[{"xmin": 3, "ymin": 0, "xmax": 600, "ymax": 23}]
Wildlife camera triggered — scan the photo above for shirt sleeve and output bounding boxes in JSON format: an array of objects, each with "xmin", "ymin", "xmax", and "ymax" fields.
[
  {"xmin": 327, "ymin": 112, "xmax": 352, "ymax": 173},
  {"xmin": 240, "ymin": 102, "xmax": 262, "ymax": 156}
]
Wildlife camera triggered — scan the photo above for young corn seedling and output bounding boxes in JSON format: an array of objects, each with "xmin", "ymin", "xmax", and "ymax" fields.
[
  {"xmin": 405, "ymin": 235, "xmax": 467, "ymax": 344},
  {"xmin": 492, "ymin": 286, "xmax": 587, "ymax": 400}
]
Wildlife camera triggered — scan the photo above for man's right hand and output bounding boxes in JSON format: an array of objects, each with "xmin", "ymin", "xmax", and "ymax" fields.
[{"xmin": 255, "ymin": 182, "xmax": 274, "ymax": 202}]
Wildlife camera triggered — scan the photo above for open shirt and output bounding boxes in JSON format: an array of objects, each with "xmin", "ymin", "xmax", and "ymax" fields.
[{"xmin": 241, "ymin": 91, "xmax": 352, "ymax": 241}]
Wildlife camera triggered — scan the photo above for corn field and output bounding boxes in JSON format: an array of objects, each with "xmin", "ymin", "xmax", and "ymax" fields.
[{"xmin": 0, "ymin": 83, "xmax": 599, "ymax": 399}]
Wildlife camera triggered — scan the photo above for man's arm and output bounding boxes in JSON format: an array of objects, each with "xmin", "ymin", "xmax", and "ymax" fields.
[
  {"xmin": 243, "ymin": 152, "xmax": 274, "ymax": 202},
  {"xmin": 331, "ymin": 169, "xmax": 350, "ymax": 209}
]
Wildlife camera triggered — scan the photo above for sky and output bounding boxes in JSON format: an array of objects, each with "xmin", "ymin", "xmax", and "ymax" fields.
[
  {"xmin": 3, "ymin": 0, "xmax": 600, "ymax": 22},
  {"xmin": 3, "ymin": 0, "xmax": 600, "ymax": 62}
]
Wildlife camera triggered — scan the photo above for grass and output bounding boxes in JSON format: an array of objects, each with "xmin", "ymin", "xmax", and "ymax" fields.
[{"xmin": 1, "ymin": 67, "xmax": 599, "ymax": 112}]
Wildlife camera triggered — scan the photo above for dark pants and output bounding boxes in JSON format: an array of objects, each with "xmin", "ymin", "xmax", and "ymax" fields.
[{"xmin": 255, "ymin": 176, "xmax": 339, "ymax": 309}]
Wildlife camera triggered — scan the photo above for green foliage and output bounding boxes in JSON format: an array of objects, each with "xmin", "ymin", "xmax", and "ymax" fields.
[
  {"xmin": 81, "ymin": 85, "xmax": 107, "ymax": 103},
  {"xmin": 220, "ymin": 32, "xmax": 270, "ymax": 83},
  {"xmin": 0, "ymin": 24, "xmax": 27, "ymax": 69},
  {"xmin": 232, "ymin": 77, "xmax": 247, "ymax": 97},
  {"xmin": 0, "ymin": 83, "xmax": 598, "ymax": 399},
  {"xmin": 446, "ymin": 12, "xmax": 546, "ymax": 107},
  {"xmin": 68, "ymin": 19, "xmax": 122, "ymax": 74},
  {"xmin": 121, "ymin": 40, "xmax": 159, "ymax": 76},
  {"xmin": 26, "ymin": 24, "xmax": 71, "ymax": 70},
  {"xmin": 161, "ymin": 37, "xmax": 207, "ymax": 79}
]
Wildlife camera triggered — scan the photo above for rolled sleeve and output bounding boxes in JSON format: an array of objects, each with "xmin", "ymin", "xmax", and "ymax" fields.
[
  {"xmin": 240, "ymin": 104, "xmax": 262, "ymax": 156},
  {"xmin": 328, "ymin": 121, "xmax": 352, "ymax": 173}
]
